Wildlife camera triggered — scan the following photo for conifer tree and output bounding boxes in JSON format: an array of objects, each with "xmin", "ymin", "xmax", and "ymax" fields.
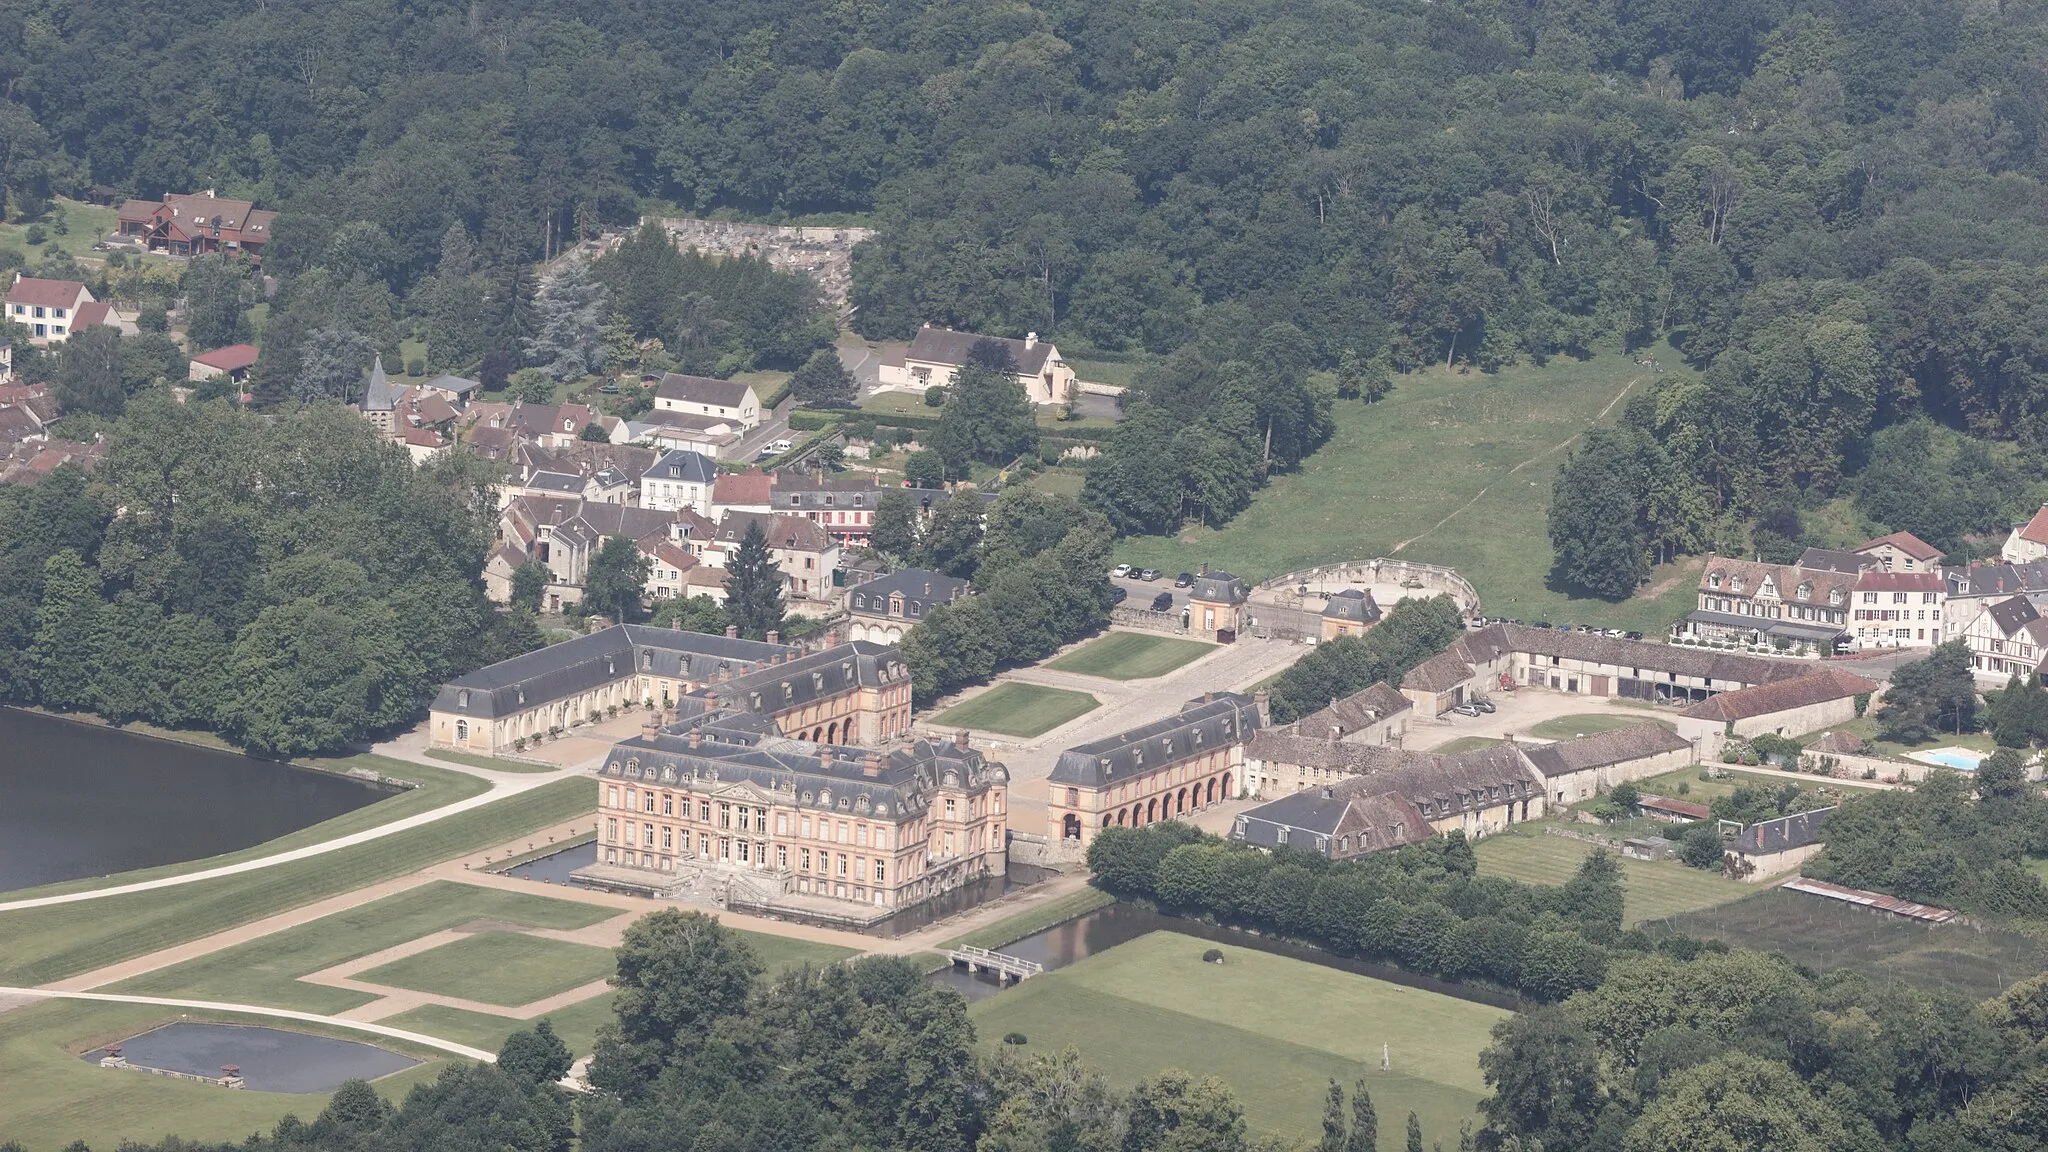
[{"xmin": 722, "ymin": 520, "xmax": 786, "ymax": 640}]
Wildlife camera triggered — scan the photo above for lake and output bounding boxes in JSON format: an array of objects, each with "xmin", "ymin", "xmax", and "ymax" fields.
[{"xmin": 0, "ymin": 708, "xmax": 393, "ymax": 894}]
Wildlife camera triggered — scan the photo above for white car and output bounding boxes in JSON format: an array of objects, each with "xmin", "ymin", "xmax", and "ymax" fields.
[
  {"xmin": 766, "ymin": 438, "xmax": 794, "ymax": 454},
  {"xmin": 1112, "ymin": 564, "xmax": 1132, "ymax": 578}
]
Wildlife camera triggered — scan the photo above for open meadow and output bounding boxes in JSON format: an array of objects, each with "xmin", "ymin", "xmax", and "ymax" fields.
[
  {"xmin": 1047, "ymin": 633, "xmax": 1215, "ymax": 680},
  {"xmin": 967, "ymin": 930, "xmax": 1507, "ymax": 1148},
  {"xmin": 932, "ymin": 682, "xmax": 1099, "ymax": 737},
  {"xmin": 1111, "ymin": 346, "xmax": 1703, "ymax": 633},
  {"xmin": 1473, "ymin": 826, "xmax": 1752, "ymax": 926}
]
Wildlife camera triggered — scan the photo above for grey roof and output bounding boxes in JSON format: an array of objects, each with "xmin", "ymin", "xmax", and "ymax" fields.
[
  {"xmin": 1190, "ymin": 571, "xmax": 1248, "ymax": 605},
  {"xmin": 565, "ymin": 504, "xmax": 678, "ymax": 542},
  {"xmin": 644, "ymin": 449, "xmax": 718, "ymax": 484},
  {"xmin": 1234, "ymin": 744, "xmax": 1540, "ymax": 854},
  {"xmin": 655, "ymin": 373, "xmax": 754, "ymax": 408},
  {"xmin": 1946, "ymin": 563, "xmax": 2048, "ymax": 598},
  {"xmin": 1235, "ymin": 788, "xmax": 1356, "ymax": 840},
  {"xmin": 1796, "ymin": 547, "xmax": 1872, "ymax": 574},
  {"xmin": 1988, "ymin": 594, "xmax": 2041, "ymax": 636},
  {"xmin": 423, "ymin": 374, "xmax": 481, "ymax": 396},
  {"xmin": 713, "ymin": 641, "xmax": 907, "ymax": 715},
  {"xmin": 1286, "ymin": 681, "xmax": 1411, "ymax": 739},
  {"xmin": 1684, "ymin": 609, "xmax": 1849, "ymax": 642},
  {"xmin": 525, "ymin": 470, "xmax": 585, "ymax": 494},
  {"xmin": 361, "ymin": 355, "xmax": 397, "ymax": 412},
  {"xmin": 1456, "ymin": 624, "xmax": 1811, "ymax": 688},
  {"xmin": 1734, "ymin": 807, "xmax": 1834, "ymax": 856},
  {"xmin": 1402, "ymin": 649, "xmax": 1476, "ymax": 693},
  {"xmin": 1520, "ymin": 724, "xmax": 1690, "ymax": 779},
  {"xmin": 849, "ymin": 568, "xmax": 969, "ymax": 620},
  {"xmin": 1321, "ymin": 588, "xmax": 1382, "ymax": 623},
  {"xmin": 1050, "ymin": 694, "xmax": 1262, "ymax": 789},
  {"xmin": 906, "ymin": 327, "xmax": 1055, "ymax": 375},
  {"xmin": 1246, "ymin": 732, "xmax": 1421, "ymax": 774},
  {"xmin": 432, "ymin": 625, "xmax": 794, "ymax": 719},
  {"xmin": 603, "ymin": 719, "xmax": 1005, "ymax": 823}
]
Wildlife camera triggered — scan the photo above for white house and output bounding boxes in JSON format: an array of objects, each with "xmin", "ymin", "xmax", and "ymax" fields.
[
  {"xmin": 1856, "ymin": 531, "xmax": 1944, "ymax": 573},
  {"xmin": 5, "ymin": 276, "xmax": 105, "ymax": 346},
  {"xmin": 652, "ymin": 373, "xmax": 762, "ymax": 429},
  {"xmin": 2004, "ymin": 506, "xmax": 2048, "ymax": 565},
  {"xmin": 640, "ymin": 449, "xmax": 718, "ymax": 514},
  {"xmin": 1850, "ymin": 571, "xmax": 1945, "ymax": 650},
  {"xmin": 880, "ymin": 325, "xmax": 1076, "ymax": 406},
  {"xmin": 1961, "ymin": 595, "xmax": 2048, "ymax": 682}
]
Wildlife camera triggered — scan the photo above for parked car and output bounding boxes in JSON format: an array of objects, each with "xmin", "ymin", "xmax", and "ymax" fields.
[
  {"xmin": 1109, "ymin": 587, "xmax": 1128, "ymax": 605},
  {"xmin": 1174, "ymin": 572, "xmax": 1194, "ymax": 588},
  {"xmin": 1625, "ymin": 630, "xmax": 1644, "ymax": 641},
  {"xmin": 1139, "ymin": 568, "xmax": 1161, "ymax": 581},
  {"xmin": 1531, "ymin": 620, "xmax": 1553, "ymax": 629},
  {"xmin": 1151, "ymin": 591, "xmax": 1175, "ymax": 611},
  {"xmin": 766, "ymin": 438, "xmax": 794, "ymax": 454},
  {"xmin": 1470, "ymin": 698, "xmax": 1496, "ymax": 714},
  {"xmin": 1112, "ymin": 564, "xmax": 1132, "ymax": 578},
  {"xmin": 1450, "ymin": 702, "xmax": 1482, "ymax": 717}
]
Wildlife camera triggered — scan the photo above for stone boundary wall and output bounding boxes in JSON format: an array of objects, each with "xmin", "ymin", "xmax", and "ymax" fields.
[
  {"xmin": 1008, "ymin": 830, "xmax": 1082, "ymax": 867},
  {"xmin": 1110, "ymin": 606, "xmax": 1189, "ymax": 634},
  {"xmin": 1259, "ymin": 559, "xmax": 1482, "ymax": 615},
  {"xmin": 1799, "ymin": 749, "xmax": 1933, "ymax": 783}
]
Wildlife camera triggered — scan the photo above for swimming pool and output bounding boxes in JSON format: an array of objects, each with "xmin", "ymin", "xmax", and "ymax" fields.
[{"xmin": 1912, "ymin": 748, "xmax": 1983, "ymax": 771}]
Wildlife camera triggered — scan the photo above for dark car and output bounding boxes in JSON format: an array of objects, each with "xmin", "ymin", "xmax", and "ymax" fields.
[
  {"xmin": 1151, "ymin": 591, "xmax": 1175, "ymax": 611},
  {"xmin": 1109, "ymin": 587, "xmax": 1128, "ymax": 605},
  {"xmin": 1625, "ymin": 630, "xmax": 1644, "ymax": 641},
  {"xmin": 1531, "ymin": 620, "xmax": 1553, "ymax": 629},
  {"xmin": 1174, "ymin": 572, "xmax": 1194, "ymax": 588},
  {"xmin": 1139, "ymin": 568, "xmax": 1161, "ymax": 581}
]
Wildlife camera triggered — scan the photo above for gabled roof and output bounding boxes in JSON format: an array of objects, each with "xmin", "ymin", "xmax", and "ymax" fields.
[
  {"xmin": 71, "ymin": 301, "xmax": 112, "ymax": 329},
  {"xmin": 716, "ymin": 510, "xmax": 832, "ymax": 552},
  {"xmin": 1986, "ymin": 594, "xmax": 2042, "ymax": 638},
  {"xmin": 2017, "ymin": 505, "xmax": 2048, "ymax": 546},
  {"xmin": 1520, "ymin": 724, "xmax": 1690, "ymax": 779},
  {"xmin": 5, "ymin": 277, "xmax": 89, "ymax": 309},
  {"xmin": 655, "ymin": 373, "xmax": 755, "ymax": 408},
  {"xmin": 422, "ymin": 374, "xmax": 481, "ymax": 396},
  {"xmin": 1321, "ymin": 588, "xmax": 1382, "ymax": 623},
  {"xmin": 524, "ymin": 470, "xmax": 585, "ymax": 494},
  {"xmin": 1796, "ymin": 547, "xmax": 1872, "ymax": 575},
  {"xmin": 1287, "ymin": 681, "xmax": 1410, "ymax": 739},
  {"xmin": 644, "ymin": 449, "xmax": 718, "ymax": 484},
  {"xmin": 1855, "ymin": 570, "xmax": 1944, "ymax": 593},
  {"xmin": 1944, "ymin": 562, "xmax": 2048, "ymax": 598},
  {"xmin": 1698, "ymin": 558, "xmax": 1855, "ymax": 607},
  {"xmin": 1455, "ymin": 624, "xmax": 1811, "ymax": 688},
  {"xmin": 1401, "ymin": 649, "xmax": 1475, "ymax": 693},
  {"xmin": 192, "ymin": 344, "xmax": 260, "ymax": 371},
  {"xmin": 1675, "ymin": 668, "xmax": 1878, "ymax": 723},
  {"xmin": 713, "ymin": 469, "xmax": 775, "ymax": 508},
  {"xmin": 1051, "ymin": 694, "xmax": 1261, "ymax": 788},
  {"xmin": 906, "ymin": 326, "xmax": 1055, "ymax": 375},
  {"xmin": 1734, "ymin": 807, "xmax": 1834, "ymax": 855},
  {"xmin": 1858, "ymin": 531, "xmax": 1943, "ymax": 562}
]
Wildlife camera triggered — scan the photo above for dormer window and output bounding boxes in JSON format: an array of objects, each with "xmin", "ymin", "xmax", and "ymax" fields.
[
  {"xmin": 457, "ymin": 690, "xmax": 469, "ymax": 708},
  {"xmin": 1796, "ymin": 582, "xmax": 1811, "ymax": 600},
  {"xmin": 1829, "ymin": 588, "xmax": 1844, "ymax": 606},
  {"xmin": 1731, "ymin": 577, "xmax": 1745, "ymax": 593},
  {"xmin": 641, "ymin": 651, "xmax": 652, "ymax": 671},
  {"xmin": 1708, "ymin": 572, "xmax": 1722, "ymax": 589}
]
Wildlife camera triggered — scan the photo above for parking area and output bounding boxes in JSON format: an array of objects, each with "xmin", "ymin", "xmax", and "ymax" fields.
[
  {"xmin": 1409, "ymin": 685, "xmax": 1684, "ymax": 749},
  {"xmin": 1109, "ymin": 567, "xmax": 1194, "ymax": 616}
]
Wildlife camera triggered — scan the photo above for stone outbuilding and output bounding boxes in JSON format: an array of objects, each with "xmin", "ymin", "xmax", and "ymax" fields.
[{"xmin": 1188, "ymin": 570, "xmax": 1250, "ymax": 640}]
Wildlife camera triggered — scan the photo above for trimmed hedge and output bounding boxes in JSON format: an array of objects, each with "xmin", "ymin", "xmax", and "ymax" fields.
[{"xmin": 790, "ymin": 409, "xmax": 841, "ymax": 431}]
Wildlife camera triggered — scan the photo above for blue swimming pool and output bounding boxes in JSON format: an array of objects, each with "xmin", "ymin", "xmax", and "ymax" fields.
[{"xmin": 1920, "ymin": 750, "xmax": 1982, "ymax": 771}]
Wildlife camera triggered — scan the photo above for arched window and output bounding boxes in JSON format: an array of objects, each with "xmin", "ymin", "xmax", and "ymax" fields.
[{"xmin": 455, "ymin": 720, "xmax": 468, "ymax": 741}]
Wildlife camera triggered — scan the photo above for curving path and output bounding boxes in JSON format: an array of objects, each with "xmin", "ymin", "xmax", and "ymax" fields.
[
  {"xmin": 0, "ymin": 742, "xmax": 592, "ymax": 913},
  {"xmin": 0, "ymin": 987, "xmax": 497, "ymax": 1062}
]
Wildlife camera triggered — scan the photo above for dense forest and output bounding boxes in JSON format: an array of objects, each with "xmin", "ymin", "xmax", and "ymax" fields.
[{"xmin": 8, "ymin": 0, "xmax": 2048, "ymax": 566}]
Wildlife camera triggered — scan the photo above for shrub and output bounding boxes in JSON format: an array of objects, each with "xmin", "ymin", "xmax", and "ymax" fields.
[
  {"xmin": 23, "ymin": 223, "xmax": 46, "ymax": 246},
  {"xmin": 1002, "ymin": 1032, "xmax": 1027, "ymax": 1046},
  {"xmin": 405, "ymin": 357, "xmax": 426, "ymax": 376},
  {"xmin": 1202, "ymin": 949, "xmax": 1224, "ymax": 964},
  {"xmin": 513, "ymin": 738, "xmax": 527, "ymax": 752},
  {"xmin": 924, "ymin": 384, "xmax": 946, "ymax": 407},
  {"xmin": 1677, "ymin": 781, "xmax": 1691, "ymax": 796}
]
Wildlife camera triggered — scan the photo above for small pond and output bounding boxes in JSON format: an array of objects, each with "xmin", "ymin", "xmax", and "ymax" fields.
[
  {"xmin": 83, "ymin": 1023, "xmax": 419, "ymax": 1093},
  {"xmin": 931, "ymin": 902, "xmax": 1523, "ymax": 1009},
  {"xmin": 0, "ymin": 709, "xmax": 394, "ymax": 893}
]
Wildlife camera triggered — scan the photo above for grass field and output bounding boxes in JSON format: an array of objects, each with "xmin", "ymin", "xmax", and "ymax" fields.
[
  {"xmin": 0, "ymin": 778, "xmax": 596, "ymax": 987},
  {"xmin": 968, "ymin": 931, "xmax": 1506, "ymax": 1147},
  {"xmin": 1526, "ymin": 714, "xmax": 1676, "ymax": 740},
  {"xmin": 112, "ymin": 881, "xmax": 617, "ymax": 1014},
  {"xmin": 941, "ymin": 887, "xmax": 1116, "ymax": 951},
  {"xmin": 0, "ymin": 198, "xmax": 121, "ymax": 265},
  {"xmin": 1112, "ymin": 346, "xmax": 1704, "ymax": 633},
  {"xmin": 378, "ymin": 991, "xmax": 621, "ymax": 1058},
  {"xmin": 4, "ymin": 753, "xmax": 491, "ymax": 902},
  {"xmin": 424, "ymin": 748, "xmax": 559, "ymax": 773},
  {"xmin": 1431, "ymin": 736, "xmax": 1504, "ymax": 754},
  {"xmin": 0, "ymin": 999, "xmax": 448, "ymax": 1152},
  {"xmin": 1047, "ymin": 633, "xmax": 1214, "ymax": 680},
  {"xmin": 358, "ymin": 932, "xmax": 617, "ymax": 1007},
  {"xmin": 1473, "ymin": 826, "xmax": 1750, "ymax": 926},
  {"xmin": 1644, "ymin": 888, "xmax": 2048, "ymax": 999},
  {"xmin": 932, "ymin": 682, "xmax": 1099, "ymax": 738}
]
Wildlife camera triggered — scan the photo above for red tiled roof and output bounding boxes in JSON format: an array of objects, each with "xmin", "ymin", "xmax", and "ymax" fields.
[
  {"xmin": 193, "ymin": 344, "xmax": 260, "ymax": 371},
  {"xmin": 71, "ymin": 302, "xmax": 112, "ymax": 330},
  {"xmin": 713, "ymin": 469, "xmax": 774, "ymax": 507},
  {"xmin": 398, "ymin": 425, "xmax": 446, "ymax": 448},
  {"xmin": 5, "ymin": 277, "xmax": 89, "ymax": 309},
  {"xmin": 1857, "ymin": 531, "xmax": 1943, "ymax": 561},
  {"xmin": 1640, "ymin": 794, "xmax": 1711, "ymax": 820},
  {"xmin": 2019, "ymin": 505, "xmax": 2048, "ymax": 546},
  {"xmin": 1677, "ymin": 668, "xmax": 1878, "ymax": 723}
]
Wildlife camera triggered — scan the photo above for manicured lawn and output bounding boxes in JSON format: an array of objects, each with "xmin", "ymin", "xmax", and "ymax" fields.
[
  {"xmin": 1472, "ymin": 826, "xmax": 1749, "ymax": 925},
  {"xmin": 425, "ymin": 748, "xmax": 560, "ymax": 773},
  {"xmin": 113, "ymin": 881, "xmax": 617, "ymax": 1014},
  {"xmin": 1112, "ymin": 345, "xmax": 1704, "ymax": 634},
  {"xmin": 4, "ymin": 753, "xmax": 491, "ymax": 901},
  {"xmin": 379, "ymin": 991, "xmax": 620, "ymax": 1059},
  {"xmin": 1430, "ymin": 736, "xmax": 1503, "ymax": 754},
  {"xmin": 968, "ymin": 931, "xmax": 1508, "ymax": 1147},
  {"xmin": 1048, "ymin": 633, "xmax": 1215, "ymax": 680},
  {"xmin": 736, "ymin": 929, "xmax": 860, "ymax": 974},
  {"xmin": 0, "ymin": 999, "xmax": 446, "ymax": 1152},
  {"xmin": 1820, "ymin": 716, "xmax": 1998, "ymax": 761},
  {"xmin": 1027, "ymin": 468, "xmax": 1086, "ymax": 497},
  {"xmin": 932, "ymin": 682, "xmax": 1099, "ymax": 738},
  {"xmin": 858, "ymin": 390, "xmax": 1116, "ymax": 431},
  {"xmin": 1525, "ymin": 713, "xmax": 1676, "ymax": 740},
  {"xmin": 0, "ymin": 778, "xmax": 596, "ymax": 987},
  {"xmin": 1065, "ymin": 357, "xmax": 1148, "ymax": 389},
  {"xmin": 0, "ymin": 198, "xmax": 121, "ymax": 264},
  {"xmin": 359, "ymin": 932, "xmax": 617, "ymax": 1007},
  {"xmin": 941, "ymin": 886, "xmax": 1116, "ymax": 951}
]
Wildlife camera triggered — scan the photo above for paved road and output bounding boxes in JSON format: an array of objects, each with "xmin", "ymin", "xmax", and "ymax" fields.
[
  {"xmin": 0, "ymin": 987, "xmax": 497, "ymax": 1062},
  {"xmin": 0, "ymin": 743, "xmax": 587, "ymax": 913}
]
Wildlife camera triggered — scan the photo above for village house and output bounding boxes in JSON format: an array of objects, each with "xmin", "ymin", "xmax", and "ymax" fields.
[
  {"xmin": 116, "ymin": 191, "xmax": 277, "ymax": 259},
  {"xmin": 1241, "ymin": 733, "xmax": 1419, "ymax": 797},
  {"xmin": 711, "ymin": 469, "xmax": 775, "ymax": 518},
  {"xmin": 1521, "ymin": 725, "xmax": 1696, "ymax": 806},
  {"xmin": 641, "ymin": 449, "xmax": 718, "ymax": 514},
  {"xmin": 1047, "ymin": 693, "xmax": 1261, "ymax": 846},
  {"xmin": 653, "ymin": 373, "xmax": 762, "ymax": 429},
  {"xmin": 1320, "ymin": 588, "xmax": 1382, "ymax": 640},
  {"xmin": 617, "ymin": 408, "xmax": 744, "ymax": 455},
  {"xmin": 707, "ymin": 511, "xmax": 840, "ymax": 599},
  {"xmin": 415, "ymin": 374, "xmax": 483, "ymax": 404},
  {"xmin": 1857, "ymin": 531, "xmax": 1944, "ymax": 573},
  {"xmin": 639, "ymin": 539, "xmax": 702, "ymax": 600},
  {"xmin": 1408, "ymin": 623, "xmax": 1816, "ymax": 714},
  {"xmin": 584, "ymin": 708, "xmax": 1005, "ymax": 911},
  {"xmin": 187, "ymin": 344, "xmax": 259, "ymax": 385},
  {"xmin": 774, "ymin": 473, "xmax": 892, "ymax": 546},
  {"xmin": 5, "ymin": 276, "xmax": 107, "ymax": 346},
  {"xmin": 1231, "ymin": 745, "xmax": 1543, "ymax": 858},
  {"xmin": 2003, "ymin": 505, "xmax": 2048, "ymax": 564},
  {"xmin": 1961, "ymin": 594, "xmax": 2048, "ymax": 682},
  {"xmin": 1851, "ymin": 570, "xmax": 1945, "ymax": 649},
  {"xmin": 1676, "ymin": 557, "xmax": 1854, "ymax": 652},
  {"xmin": 1672, "ymin": 668, "xmax": 1878, "ymax": 747},
  {"xmin": 882, "ymin": 325, "xmax": 1077, "ymax": 406},
  {"xmin": 846, "ymin": 568, "xmax": 969, "ymax": 644},
  {"xmin": 1280, "ymin": 681, "xmax": 1412, "ymax": 748},
  {"xmin": 1723, "ymin": 808, "xmax": 1834, "ymax": 881},
  {"xmin": 1941, "ymin": 562, "xmax": 2048, "ymax": 634}
]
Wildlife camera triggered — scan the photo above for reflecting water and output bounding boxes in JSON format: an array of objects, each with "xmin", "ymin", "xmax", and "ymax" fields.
[
  {"xmin": 0, "ymin": 708, "xmax": 392, "ymax": 893},
  {"xmin": 507, "ymin": 840, "xmax": 597, "ymax": 884},
  {"xmin": 83, "ymin": 1023, "xmax": 417, "ymax": 1093}
]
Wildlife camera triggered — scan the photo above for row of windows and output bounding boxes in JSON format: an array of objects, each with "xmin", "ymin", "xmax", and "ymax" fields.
[
  {"xmin": 604, "ymin": 818, "xmax": 894, "ymax": 883},
  {"xmin": 1860, "ymin": 591, "xmax": 1939, "ymax": 604},
  {"xmin": 9, "ymin": 303, "xmax": 68, "ymax": 319},
  {"xmin": 1855, "ymin": 609, "xmax": 1937, "ymax": 622},
  {"xmin": 605, "ymin": 786, "xmax": 904, "ymax": 847}
]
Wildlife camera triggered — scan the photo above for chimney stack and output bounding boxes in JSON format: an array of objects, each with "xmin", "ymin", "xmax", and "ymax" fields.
[
  {"xmin": 641, "ymin": 717, "xmax": 661, "ymax": 741},
  {"xmin": 954, "ymin": 729, "xmax": 970, "ymax": 751},
  {"xmin": 767, "ymin": 629, "xmax": 781, "ymax": 646},
  {"xmin": 725, "ymin": 624, "xmax": 739, "ymax": 638},
  {"xmin": 862, "ymin": 751, "xmax": 883, "ymax": 778},
  {"xmin": 1025, "ymin": 331, "xmax": 1038, "ymax": 350},
  {"xmin": 820, "ymin": 745, "xmax": 835, "ymax": 770},
  {"xmin": 1253, "ymin": 691, "xmax": 1271, "ymax": 728}
]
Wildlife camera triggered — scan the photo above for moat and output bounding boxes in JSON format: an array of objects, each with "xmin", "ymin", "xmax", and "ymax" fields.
[{"xmin": 0, "ymin": 709, "xmax": 392, "ymax": 894}]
